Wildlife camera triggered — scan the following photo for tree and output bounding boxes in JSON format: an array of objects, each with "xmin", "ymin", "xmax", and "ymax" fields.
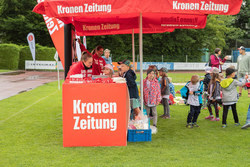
[{"xmin": 0, "ymin": 0, "xmax": 53, "ymax": 46}]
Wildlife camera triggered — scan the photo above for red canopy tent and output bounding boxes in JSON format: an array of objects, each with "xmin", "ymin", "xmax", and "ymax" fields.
[{"xmin": 33, "ymin": 0, "xmax": 243, "ymax": 111}]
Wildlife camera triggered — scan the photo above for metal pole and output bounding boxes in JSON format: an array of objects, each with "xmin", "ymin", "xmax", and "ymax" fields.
[
  {"xmin": 132, "ymin": 29, "xmax": 135, "ymax": 72},
  {"xmin": 64, "ymin": 24, "xmax": 72, "ymax": 80},
  {"xmin": 139, "ymin": 13, "xmax": 143, "ymax": 112},
  {"xmin": 162, "ymin": 55, "xmax": 163, "ymax": 62},
  {"xmin": 186, "ymin": 55, "xmax": 188, "ymax": 63}
]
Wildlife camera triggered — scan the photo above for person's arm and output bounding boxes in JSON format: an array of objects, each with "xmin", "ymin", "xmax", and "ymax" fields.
[
  {"xmin": 78, "ymin": 39, "xmax": 92, "ymax": 55},
  {"xmin": 156, "ymin": 82, "xmax": 161, "ymax": 104},
  {"xmin": 234, "ymin": 75, "xmax": 248, "ymax": 86},
  {"xmin": 126, "ymin": 72, "xmax": 137, "ymax": 88}
]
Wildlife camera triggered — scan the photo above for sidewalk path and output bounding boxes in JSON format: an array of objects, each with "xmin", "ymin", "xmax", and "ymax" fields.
[{"xmin": 0, "ymin": 71, "xmax": 64, "ymax": 101}]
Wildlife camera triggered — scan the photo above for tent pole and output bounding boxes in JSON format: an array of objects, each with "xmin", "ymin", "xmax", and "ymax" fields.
[
  {"xmin": 132, "ymin": 29, "xmax": 135, "ymax": 72},
  {"xmin": 64, "ymin": 24, "xmax": 72, "ymax": 80},
  {"xmin": 139, "ymin": 13, "xmax": 143, "ymax": 112}
]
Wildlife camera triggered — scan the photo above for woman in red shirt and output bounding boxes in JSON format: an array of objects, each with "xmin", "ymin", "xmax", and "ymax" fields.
[
  {"xmin": 66, "ymin": 52, "xmax": 93, "ymax": 79},
  {"xmin": 210, "ymin": 48, "xmax": 228, "ymax": 73}
]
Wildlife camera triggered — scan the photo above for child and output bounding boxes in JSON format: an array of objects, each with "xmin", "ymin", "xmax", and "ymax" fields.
[
  {"xmin": 206, "ymin": 73, "xmax": 221, "ymax": 121},
  {"xmin": 168, "ymin": 77, "xmax": 176, "ymax": 98},
  {"xmin": 119, "ymin": 59, "xmax": 141, "ymax": 119},
  {"xmin": 202, "ymin": 67, "xmax": 211, "ymax": 109},
  {"xmin": 220, "ymin": 67, "xmax": 248, "ymax": 128},
  {"xmin": 159, "ymin": 67, "xmax": 170, "ymax": 119},
  {"xmin": 181, "ymin": 75, "xmax": 203, "ymax": 128},
  {"xmin": 103, "ymin": 64, "xmax": 113, "ymax": 78},
  {"xmin": 143, "ymin": 69, "xmax": 161, "ymax": 127},
  {"xmin": 241, "ymin": 104, "xmax": 250, "ymax": 129}
]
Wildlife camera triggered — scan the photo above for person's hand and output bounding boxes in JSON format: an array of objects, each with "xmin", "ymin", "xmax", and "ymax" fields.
[
  {"xmin": 224, "ymin": 56, "xmax": 229, "ymax": 60},
  {"xmin": 77, "ymin": 38, "xmax": 82, "ymax": 44},
  {"xmin": 189, "ymin": 91, "xmax": 193, "ymax": 95},
  {"xmin": 245, "ymin": 74, "xmax": 249, "ymax": 79},
  {"xmin": 220, "ymin": 61, "xmax": 224, "ymax": 65}
]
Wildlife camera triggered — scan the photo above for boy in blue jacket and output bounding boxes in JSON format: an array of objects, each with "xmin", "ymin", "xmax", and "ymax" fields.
[{"xmin": 180, "ymin": 75, "xmax": 203, "ymax": 128}]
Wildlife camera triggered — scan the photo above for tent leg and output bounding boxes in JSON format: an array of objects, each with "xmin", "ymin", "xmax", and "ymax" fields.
[
  {"xmin": 64, "ymin": 24, "xmax": 72, "ymax": 79},
  {"xmin": 132, "ymin": 29, "xmax": 135, "ymax": 72},
  {"xmin": 139, "ymin": 13, "xmax": 143, "ymax": 112}
]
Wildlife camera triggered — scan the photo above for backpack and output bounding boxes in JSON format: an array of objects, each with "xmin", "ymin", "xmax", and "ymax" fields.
[{"xmin": 208, "ymin": 55, "xmax": 215, "ymax": 67}]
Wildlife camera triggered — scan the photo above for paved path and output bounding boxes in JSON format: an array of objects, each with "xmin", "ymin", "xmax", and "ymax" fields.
[{"xmin": 0, "ymin": 71, "xmax": 64, "ymax": 101}]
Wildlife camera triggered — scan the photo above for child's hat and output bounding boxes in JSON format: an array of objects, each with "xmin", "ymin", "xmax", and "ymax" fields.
[
  {"xmin": 210, "ymin": 67, "xmax": 219, "ymax": 74},
  {"xmin": 238, "ymin": 46, "xmax": 245, "ymax": 50},
  {"xmin": 104, "ymin": 64, "xmax": 113, "ymax": 71},
  {"xmin": 204, "ymin": 66, "xmax": 212, "ymax": 73},
  {"xmin": 118, "ymin": 59, "xmax": 131, "ymax": 67},
  {"xmin": 159, "ymin": 67, "xmax": 168, "ymax": 73}
]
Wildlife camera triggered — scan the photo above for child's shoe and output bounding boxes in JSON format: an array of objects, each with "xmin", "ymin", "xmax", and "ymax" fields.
[
  {"xmin": 205, "ymin": 115, "xmax": 214, "ymax": 120},
  {"xmin": 211, "ymin": 117, "xmax": 220, "ymax": 121},
  {"xmin": 218, "ymin": 106, "xmax": 221, "ymax": 110},
  {"xmin": 222, "ymin": 124, "xmax": 227, "ymax": 128},
  {"xmin": 241, "ymin": 122, "xmax": 250, "ymax": 129},
  {"xmin": 192, "ymin": 122, "xmax": 200, "ymax": 127},
  {"xmin": 234, "ymin": 123, "xmax": 240, "ymax": 126},
  {"xmin": 215, "ymin": 118, "xmax": 220, "ymax": 121},
  {"xmin": 186, "ymin": 123, "xmax": 193, "ymax": 128}
]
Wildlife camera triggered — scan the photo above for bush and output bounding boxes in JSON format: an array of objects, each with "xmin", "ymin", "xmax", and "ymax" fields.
[
  {"xmin": 0, "ymin": 44, "xmax": 20, "ymax": 70},
  {"xmin": 18, "ymin": 44, "xmax": 56, "ymax": 69}
]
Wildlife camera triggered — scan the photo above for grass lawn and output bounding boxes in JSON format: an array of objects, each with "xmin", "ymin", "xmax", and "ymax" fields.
[
  {"xmin": 0, "ymin": 81, "xmax": 250, "ymax": 167},
  {"xmin": 0, "ymin": 69, "xmax": 12, "ymax": 73}
]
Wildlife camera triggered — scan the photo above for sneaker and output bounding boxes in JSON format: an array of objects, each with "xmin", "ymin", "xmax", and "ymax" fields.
[
  {"xmin": 234, "ymin": 123, "xmax": 240, "ymax": 126},
  {"xmin": 202, "ymin": 107, "xmax": 207, "ymax": 110},
  {"xmin": 186, "ymin": 123, "xmax": 193, "ymax": 128},
  {"xmin": 215, "ymin": 118, "xmax": 220, "ymax": 121},
  {"xmin": 205, "ymin": 115, "xmax": 214, "ymax": 120},
  {"xmin": 192, "ymin": 122, "xmax": 200, "ymax": 127},
  {"xmin": 241, "ymin": 122, "xmax": 250, "ymax": 129},
  {"xmin": 222, "ymin": 124, "xmax": 227, "ymax": 128},
  {"xmin": 218, "ymin": 106, "xmax": 221, "ymax": 110},
  {"xmin": 160, "ymin": 114, "xmax": 166, "ymax": 118},
  {"xmin": 162, "ymin": 116, "xmax": 170, "ymax": 119}
]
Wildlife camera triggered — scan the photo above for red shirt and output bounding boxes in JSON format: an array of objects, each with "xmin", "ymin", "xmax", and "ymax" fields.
[
  {"xmin": 92, "ymin": 54, "xmax": 106, "ymax": 75},
  {"xmin": 66, "ymin": 61, "xmax": 93, "ymax": 79},
  {"xmin": 79, "ymin": 43, "xmax": 106, "ymax": 75},
  {"xmin": 210, "ymin": 55, "xmax": 226, "ymax": 72}
]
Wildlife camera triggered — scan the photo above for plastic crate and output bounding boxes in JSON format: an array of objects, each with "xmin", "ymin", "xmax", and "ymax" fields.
[{"xmin": 127, "ymin": 129, "xmax": 152, "ymax": 142}]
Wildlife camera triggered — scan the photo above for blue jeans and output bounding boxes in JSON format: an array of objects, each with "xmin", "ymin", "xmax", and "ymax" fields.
[{"xmin": 246, "ymin": 104, "xmax": 250, "ymax": 123}]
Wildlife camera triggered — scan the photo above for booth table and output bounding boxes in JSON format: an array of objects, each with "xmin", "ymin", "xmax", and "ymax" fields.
[{"xmin": 62, "ymin": 81, "xmax": 130, "ymax": 147}]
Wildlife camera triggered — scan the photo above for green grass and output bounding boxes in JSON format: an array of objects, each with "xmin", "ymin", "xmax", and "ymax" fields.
[
  {"xmin": 0, "ymin": 69, "xmax": 12, "ymax": 73},
  {"xmin": 1, "ymin": 81, "xmax": 250, "ymax": 167}
]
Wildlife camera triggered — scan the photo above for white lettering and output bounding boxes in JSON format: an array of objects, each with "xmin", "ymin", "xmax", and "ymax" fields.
[
  {"xmin": 102, "ymin": 103, "xmax": 109, "ymax": 113},
  {"xmin": 73, "ymin": 100, "xmax": 81, "ymax": 114},
  {"xmin": 73, "ymin": 116, "xmax": 80, "ymax": 130}
]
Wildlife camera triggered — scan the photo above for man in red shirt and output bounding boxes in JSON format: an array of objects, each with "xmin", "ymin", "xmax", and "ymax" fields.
[
  {"xmin": 66, "ymin": 52, "xmax": 93, "ymax": 79},
  {"xmin": 78, "ymin": 39, "xmax": 106, "ymax": 75}
]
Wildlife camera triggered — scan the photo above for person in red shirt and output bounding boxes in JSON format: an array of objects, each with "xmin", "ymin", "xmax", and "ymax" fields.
[
  {"xmin": 210, "ymin": 48, "xmax": 228, "ymax": 73},
  {"xmin": 78, "ymin": 39, "xmax": 106, "ymax": 75},
  {"xmin": 66, "ymin": 52, "xmax": 93, "ymax": 79}
]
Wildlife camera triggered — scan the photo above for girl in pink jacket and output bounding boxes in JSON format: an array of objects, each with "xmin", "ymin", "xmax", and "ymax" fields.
[{"xmin": 143, "ymin": 69, "xmax": 161, "ymax": 127}]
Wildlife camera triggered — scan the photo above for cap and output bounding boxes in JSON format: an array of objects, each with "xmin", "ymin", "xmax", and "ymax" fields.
[
  {"xmin": 210, "ymin": 67, "xmax": 219, "ymax": 74},
  {"xmin": 226, "ymin": 67, "xmax": 237, "ymax": 76},
  {"xmin": 104, "ymin": 49, "xmax": 111, "ymax": 53},
  {"xmin": 238, "ymin": 46, "xmax": 245, "ymax": 50},
  {"xmin": 159, "ymin": 67, "xmax": 168, "ymax": 73},
  {"xmin": 204, "ymin": 66, "xmax": 212, "ymax": 73},
  {"xmin": 118, "ymin": 59, "xmax": 131, "ymax": 67},
  {"xmin": 147, "ymin": 69, "xmax": 155, "ymax": 75},
  {"xmin": 104, "ymin": 64, "xmax": 113, "ymax": 71}
]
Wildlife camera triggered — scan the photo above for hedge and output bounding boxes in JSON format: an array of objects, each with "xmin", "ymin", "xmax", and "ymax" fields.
[
  {"xmin": 0, "ymin": 44, "xmax": 20, "ymax": 70},
  {"xmin": 18, "ymin": 44, "xmax": 56, "ymax": 69}
]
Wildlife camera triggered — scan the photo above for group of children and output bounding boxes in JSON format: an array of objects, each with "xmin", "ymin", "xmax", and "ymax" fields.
[
  {"xmin": 181, "ymin": 66, "xmax": 249, "ymax": 128},
  {"xmin": 118, "ymin": 59, "xmax": 249, "ymax": 130}
]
